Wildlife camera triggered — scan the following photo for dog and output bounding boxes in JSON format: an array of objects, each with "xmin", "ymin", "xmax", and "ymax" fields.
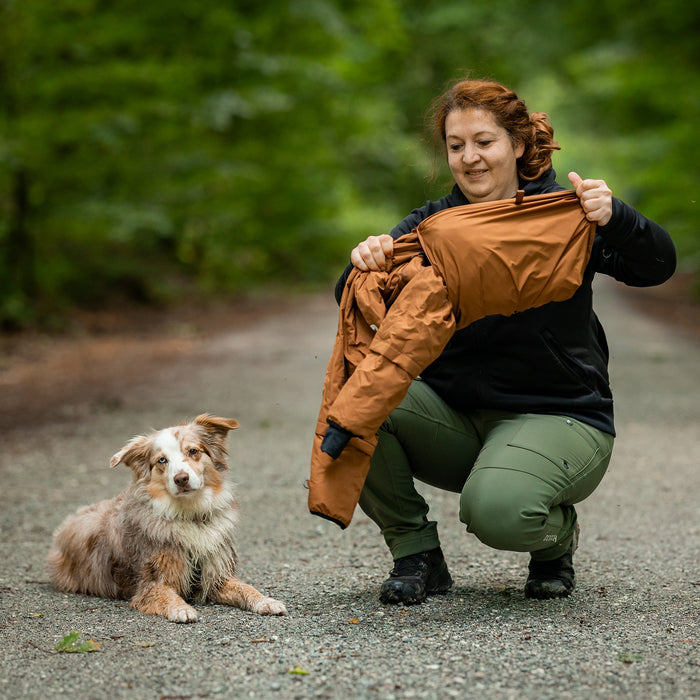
[{"xmin": 47, "ymin": 414, "xmax": 286, "ymax": 622}]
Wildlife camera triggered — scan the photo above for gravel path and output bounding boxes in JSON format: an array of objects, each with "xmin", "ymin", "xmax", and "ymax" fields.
[{"xmin": 1, "ymin": 280, "xmax": 698, "ymax": 699}]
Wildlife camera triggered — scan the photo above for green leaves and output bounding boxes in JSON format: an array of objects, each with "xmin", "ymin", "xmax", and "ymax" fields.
[
  {"xmin": 0, "ymin": 1, "xmax": 416, "ymax": 326},
  {"xmin": 1, "ymin": 0, "xmax": 698, "ymax": 328},
  {"xmin": 288, "ymin": 665, "xmax": 309, "ymax": 675},
  {"xmin": 55, "ymin": 631, "xmax": 102, "ymax": 654}
]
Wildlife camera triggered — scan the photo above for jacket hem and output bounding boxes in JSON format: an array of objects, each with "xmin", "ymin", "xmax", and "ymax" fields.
[{"xmin": 310, "ymin": 510, "xmax": 348, "ymax": 530}]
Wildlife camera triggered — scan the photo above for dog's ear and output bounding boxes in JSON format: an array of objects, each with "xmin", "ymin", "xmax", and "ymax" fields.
[
  {"xmin": 110, "ymin": 435, "xmax": 151, "ymax": 479},
  {"xmin": 194, "ymin": 415, "xmax": 239, "ymax": 472},
  {"xmin": 194, "ymin": 414, "xmax": 240, "ymax": 437}
]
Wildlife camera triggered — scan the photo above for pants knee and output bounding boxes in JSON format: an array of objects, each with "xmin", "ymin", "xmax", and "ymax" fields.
[{"xmin": 460, "ymin": 473, "xmax": 551, "ymax": 552}]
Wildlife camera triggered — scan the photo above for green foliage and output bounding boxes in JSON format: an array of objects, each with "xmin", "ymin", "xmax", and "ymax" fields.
[
  {"xmin": 394, "ymin": 0, "xmax": 700, "ymax": 269},
  {"xmin": 1, "ymin": 0, "xmax": 698, "ymax": 327},
  {"xmin": 0, "ymin": 0, "xmax": 413, "ymax": 325},
  {"xmin": 533, "ymin": 0, "xmax": 700, "ymax": 266},
  {"xmin": 55, "ymin": 631, "xmax": 101, "ymax": 653}
]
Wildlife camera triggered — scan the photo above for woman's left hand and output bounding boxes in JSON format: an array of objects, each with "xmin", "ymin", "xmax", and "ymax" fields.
[{"xmin": 568, "ymin": 171, "xmax": 613, "ymax": 226}]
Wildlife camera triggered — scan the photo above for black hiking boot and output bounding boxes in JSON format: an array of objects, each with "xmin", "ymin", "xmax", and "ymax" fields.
[
  {"xmin": 524, "ymin": 524, "xmax": 580, "ymax": 599},
  {"xmin": 379, "ymin": 547, "xmax": 453, "ymax": 605}
]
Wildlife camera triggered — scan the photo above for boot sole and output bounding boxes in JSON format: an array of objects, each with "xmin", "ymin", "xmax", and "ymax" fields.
[
  {"xmin": 524, "ymin": 577, "xmax": 576, "ymax": 599},
  {"xmin": 379, "ymin": 565, "xmax": 453, "ymax": 605}
]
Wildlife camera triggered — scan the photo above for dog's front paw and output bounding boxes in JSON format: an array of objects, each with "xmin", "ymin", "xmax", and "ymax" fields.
[
  {"xmin": 253, "ymin": 596, "xmax": 287, "ymax": 616},
  {"xmin": 168, "ymin": 604, "xmax": 199, "ymax": 623}
]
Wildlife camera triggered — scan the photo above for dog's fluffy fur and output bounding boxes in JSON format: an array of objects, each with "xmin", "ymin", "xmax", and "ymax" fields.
[{"xmin": 47, "ymin": 414, "xmax": 286, "ymax": 622}]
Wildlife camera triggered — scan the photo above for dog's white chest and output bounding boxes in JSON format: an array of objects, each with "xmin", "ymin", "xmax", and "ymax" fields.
[{"xmin": 170, "ymin": 513, "xmax": 237, "ymax": 559}]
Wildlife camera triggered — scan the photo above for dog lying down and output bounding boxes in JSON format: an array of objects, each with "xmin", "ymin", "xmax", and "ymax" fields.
[{"xmin": 47, "ymin": 414, "xmax": 286, "ymax": 622}]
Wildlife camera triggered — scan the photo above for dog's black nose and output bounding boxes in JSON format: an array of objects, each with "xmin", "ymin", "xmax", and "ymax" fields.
[{"xmin": 174, "ymin": 472, "xmax": 190, "ymax": 488}]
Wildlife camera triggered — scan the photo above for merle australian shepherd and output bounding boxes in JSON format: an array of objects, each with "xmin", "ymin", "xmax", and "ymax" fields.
[{"xmin": 47, "ymin": 414, "xmax": 286, "ymax": 622}]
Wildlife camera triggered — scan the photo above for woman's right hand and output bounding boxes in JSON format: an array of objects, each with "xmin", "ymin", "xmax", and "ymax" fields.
[{"xmin": 350, "ymin": 234, "xmax": 394, "ymax": 271}]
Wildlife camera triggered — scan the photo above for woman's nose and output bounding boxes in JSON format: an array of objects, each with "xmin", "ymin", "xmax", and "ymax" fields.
[{"xmin": 461, "ymin": 145, "xmax": 479, "ymax": 164}]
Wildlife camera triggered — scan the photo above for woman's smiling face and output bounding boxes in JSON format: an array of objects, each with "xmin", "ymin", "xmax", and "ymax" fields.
[{"xmin": 445, "ymin": 107, "xmax": 525, "ymax": 204}]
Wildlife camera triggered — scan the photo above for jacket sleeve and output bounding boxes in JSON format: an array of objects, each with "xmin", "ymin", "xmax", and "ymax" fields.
[
  {"xmin": 326, "ymin": 265, "xmax": 455, "ymax": 440},
  {"xmin": 593, "ymin": 198, "xmax": 676, "ymax": 287}
]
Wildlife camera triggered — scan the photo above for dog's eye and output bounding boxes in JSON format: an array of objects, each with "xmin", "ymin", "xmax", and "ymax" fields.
[
  {"xmin": 157, "ymin": 456, "xmax": 168, "ymax": 464},
  {"xmin": 188, "ymin": 448, "xmax": 199, "ymax": 457}
]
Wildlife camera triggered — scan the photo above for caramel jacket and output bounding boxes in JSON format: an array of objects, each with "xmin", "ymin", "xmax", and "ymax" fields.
[{"xmin": 308, "ymin": 190, "xmax": 596, "ymax": 528}]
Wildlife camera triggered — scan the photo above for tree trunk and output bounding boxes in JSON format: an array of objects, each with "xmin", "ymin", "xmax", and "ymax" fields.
[{"xmin": 7, "ymin": 167, "xmax": 36, "ymax": 299}]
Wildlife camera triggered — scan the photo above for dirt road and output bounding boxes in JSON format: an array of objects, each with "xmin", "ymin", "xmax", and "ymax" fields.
[{"xmin": 1, "ymin": 281, "xmax": 698, "ymax": 699}]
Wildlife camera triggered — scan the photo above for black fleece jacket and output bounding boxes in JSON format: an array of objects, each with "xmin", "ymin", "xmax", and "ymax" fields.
[{"xmin": 335, "ymin": 169, "xmax": 676, "ymax": 435}]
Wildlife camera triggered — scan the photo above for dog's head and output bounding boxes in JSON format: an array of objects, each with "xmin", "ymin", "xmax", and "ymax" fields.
[{"xmin": 110, "ymin": 415, "xmax": 240, "ymax": 503}]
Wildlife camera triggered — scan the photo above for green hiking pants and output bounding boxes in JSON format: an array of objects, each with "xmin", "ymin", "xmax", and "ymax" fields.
[{"xmin": 358, "ymin": 379, "xmax": 614, "ymax": 562}]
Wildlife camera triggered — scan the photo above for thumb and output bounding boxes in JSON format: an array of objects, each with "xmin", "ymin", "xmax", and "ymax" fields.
[{"xmin": 568, "ymin": 171, "xmax": 583, "ymax": 190}]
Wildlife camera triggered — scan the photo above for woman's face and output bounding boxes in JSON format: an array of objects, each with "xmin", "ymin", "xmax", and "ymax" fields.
[{"xmin": 445, "ymin": 107, "xmax": 524, "ymax": 203}]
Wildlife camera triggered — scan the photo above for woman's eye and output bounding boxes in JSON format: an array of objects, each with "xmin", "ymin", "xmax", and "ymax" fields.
[{"xmin": 478, "ymin": 140, "xmax": 493, "ymax": 148}]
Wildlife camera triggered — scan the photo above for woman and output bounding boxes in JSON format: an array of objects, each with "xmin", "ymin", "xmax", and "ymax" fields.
[{"xmin": 338, "ymin": 78, "xmax": 676, "ymax": 604}]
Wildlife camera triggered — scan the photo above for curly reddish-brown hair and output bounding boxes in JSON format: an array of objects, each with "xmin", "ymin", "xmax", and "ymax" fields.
[{"xmin": 429, "ymin": 78, "xmax": 560, "ymax": 181}]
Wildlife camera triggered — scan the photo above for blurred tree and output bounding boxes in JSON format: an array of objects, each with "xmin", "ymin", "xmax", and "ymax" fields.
[
  {"xmin": 1, "ymin": 0, "xmax": 697, "ymax": 327},
  {"xmin": 550, "ymin": 0, "xmax": 700, "ymax": 268},
  {"xmin": 0, "ymin": 0, "xmax": 413, "ymax": 325},
  {"xmin": 387, "ymin": 0, "xmax": 699, "ymax": 283}
]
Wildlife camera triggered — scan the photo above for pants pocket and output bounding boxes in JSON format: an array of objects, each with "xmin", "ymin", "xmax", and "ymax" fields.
[{"xmin": 507, "ymin": 414, "xmax": 602, "ymax": 479}]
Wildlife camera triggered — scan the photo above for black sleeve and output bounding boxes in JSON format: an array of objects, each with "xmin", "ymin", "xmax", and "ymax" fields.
[
  {"xmin": 320, "ymin": 421, "xmax": 355, "ymax": 459},
  {"xmin": 592, "ymin": 198, "xmax": 676, "ymax": 287},
  {"xmin": 334, "ymin": 263, "xmax": 354, "ymax": 304}
]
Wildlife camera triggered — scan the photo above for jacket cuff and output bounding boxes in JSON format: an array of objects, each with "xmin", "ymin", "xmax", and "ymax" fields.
[{"xmin": 321, "ymin": 421, "xmax": 354, "ymax": 459}]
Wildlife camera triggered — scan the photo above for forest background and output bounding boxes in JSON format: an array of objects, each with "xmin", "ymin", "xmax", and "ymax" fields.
[{"xmin": 1, "ymin": 0, "xmax": 698, "ymax": 328}]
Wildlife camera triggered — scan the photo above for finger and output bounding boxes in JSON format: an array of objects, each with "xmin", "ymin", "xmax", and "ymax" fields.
[
  {"xmin": 578, "ymin": 194, "xmax": 613, "ymax": 225},
  {"xmin": 584, "ymin": 202, "xmax": 612, "ymax": 225},
  {"xmin": 352, "ymin": 239, "xmax": 385, "ymax": 271},
  {"xmin": 578, "ymin": 179, "xmax": 611, "ymax": 197},
  {"xmin": 568, "ymin": 171, "xmax": 583, "ymax": 190},
  {"xmin": 365, "ymin": 236, "xmax": 389, "ymax": 270},
  {"xmin": 578, "ymin": 192, "xmax": 601, "ymax": 212},
  {"xmin": 378, "ymin": 234, "xmax": 394, "ymax": 258},
  {"xmin": 350, "ymin": 247, "xmax": 369, "ymax": 271}
]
